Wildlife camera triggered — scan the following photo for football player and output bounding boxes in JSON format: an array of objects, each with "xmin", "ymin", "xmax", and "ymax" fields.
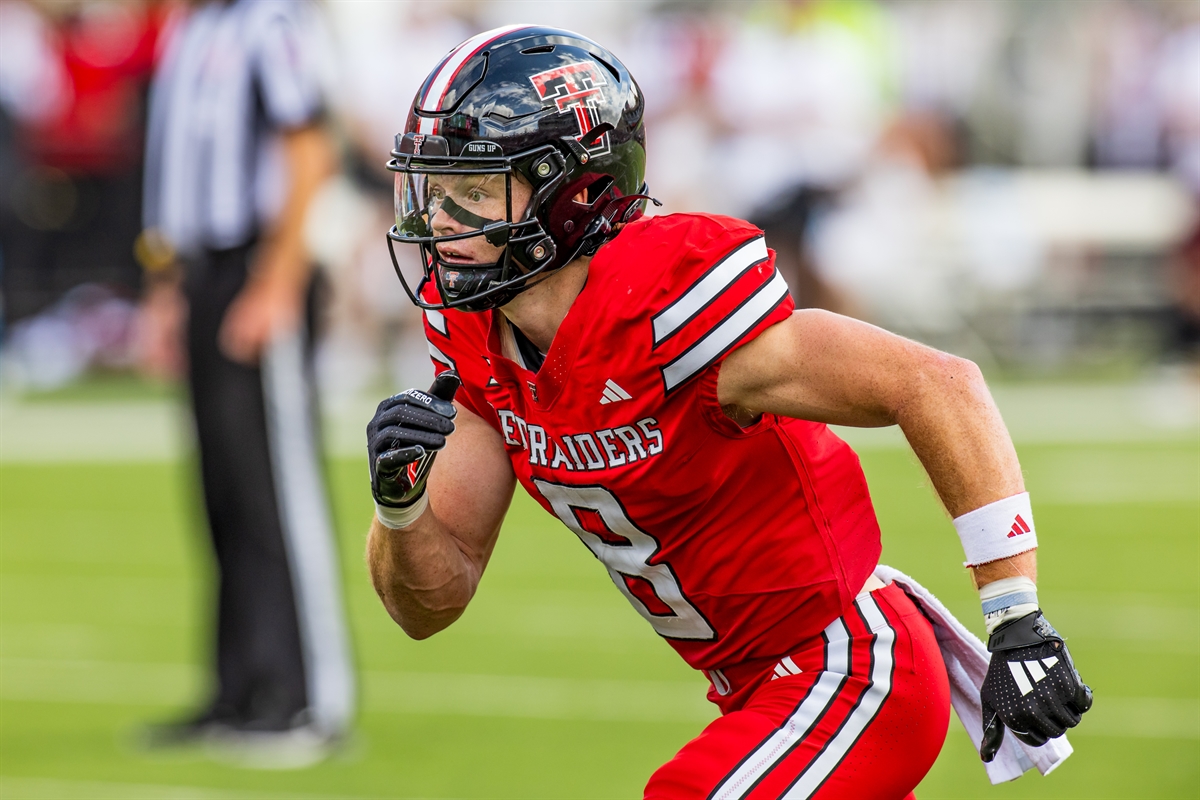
[{"xmin": 365, "ymin": 26, "xmax": 1091, "ymax": 799}]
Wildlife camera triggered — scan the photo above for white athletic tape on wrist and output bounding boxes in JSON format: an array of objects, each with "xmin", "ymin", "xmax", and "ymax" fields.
[
  {"xmin": 953, "ymin": 492, "xmax": 1038, "ymax": 568},
  {"xmin": 979, "ymin": 575, "xmax": 1039, "ymax": 636},
  {"xmin": 375, "ymin": 492, "xmax": 429, "ymax": 530}
]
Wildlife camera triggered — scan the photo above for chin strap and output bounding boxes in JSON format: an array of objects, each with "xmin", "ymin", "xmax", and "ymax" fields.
[
  {"xmin": 428, "ymin": 185, "xmax": 660, "ymax": 310},
  {"xmin": 578, "ymin": 190, "xmax": 661, "ymax": 256}
]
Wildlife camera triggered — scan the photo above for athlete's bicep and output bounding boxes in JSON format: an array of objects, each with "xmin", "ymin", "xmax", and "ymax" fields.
[
  {"xmin": 717, "ymin": 309, "xmax": 958, "ymax": 428},
  {"xmin": 426, "ymin": 400, "xmax": 517, "ymax": 570}
]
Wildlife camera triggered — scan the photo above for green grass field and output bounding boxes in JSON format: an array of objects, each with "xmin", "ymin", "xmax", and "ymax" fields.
[{"xmin": 0, "ymin": 395, "xmax": 1197, "ymax": 798}]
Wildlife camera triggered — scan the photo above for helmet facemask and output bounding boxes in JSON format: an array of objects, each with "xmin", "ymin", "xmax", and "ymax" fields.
[
  {"xmin": 388, "ymin": 134, "xmax": 570, "ymax": 312},
  {"xmin": 385, "ymin": 26, "xmax": 653, "ymax": 312}
]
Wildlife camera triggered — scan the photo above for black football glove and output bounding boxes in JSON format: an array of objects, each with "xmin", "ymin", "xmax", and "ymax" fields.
[
  {"xmin": 979, "ymin": 610, "xmax": 1093, "ymax": 762},
  {"xmin": 367, "ymin": 371, "xmax": 461, "ymax": 509}
]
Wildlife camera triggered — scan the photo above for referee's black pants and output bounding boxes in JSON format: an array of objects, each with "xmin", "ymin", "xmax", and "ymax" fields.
[{"xmin": 183, "ymin": 242, "xmax": 353, "ymax": 736}]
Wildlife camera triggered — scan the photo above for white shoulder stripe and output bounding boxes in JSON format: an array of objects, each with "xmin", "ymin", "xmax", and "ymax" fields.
[
  {"xmin": 661, "ymin": 268, "xmax": 788, "ymax": 393},
  {"xmin": 428, "ymin": 340, "xmax": 455, "ymax": 370},
  {"xmin": 652, "ymin": 236, "xmax": 769, "ymax": 346},
  {"xmin": 417, "ymin": 25, "xmax": 531, "ymax": 135},
  {"xmin": 425, "ymin": 308, "xmax": 448, "ymax": 336}
]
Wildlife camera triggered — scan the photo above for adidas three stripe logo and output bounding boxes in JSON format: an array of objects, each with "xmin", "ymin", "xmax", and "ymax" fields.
[
  {"xmin": 1008, "ymin": 656, "xmax": 1059, "ymax": 695},
  {"xmin": 769, "ymin": 656, "xmax": 803, "ymax": 681},
  {"xmin": 600, "ymin": 379, "xmax": 632, "ymax": 405},
  {"xmin": 1007, "ymin": 513, "xmax": 1032, "ymax": 538}
]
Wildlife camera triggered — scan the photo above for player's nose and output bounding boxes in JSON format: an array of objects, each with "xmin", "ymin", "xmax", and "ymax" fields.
[{"xmin": 430, "ymin": 204, "xmax": 465, "ymax": 237}]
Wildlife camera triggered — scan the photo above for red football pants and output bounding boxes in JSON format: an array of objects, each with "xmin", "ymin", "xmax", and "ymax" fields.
[{"xmin": 645, "ymin": 583, "xmax": 950, "ymax": 800}]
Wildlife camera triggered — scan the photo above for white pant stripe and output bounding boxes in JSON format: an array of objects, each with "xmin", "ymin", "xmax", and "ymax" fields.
[
  {"xmin": 709, "ymin": 671, "xmax": 845, "ymax": 800},
  {"xmin": 823, "ymin": 616, "xmax": 851, "ymax": 676},
  {"xmin": 263, "ymin": 329, "xmax": 355, "ymax": 735},
  {"xmin": 781, "ymin": 595, "xmax": 897, "ymax": 799},
  {"xmin": 708, "ymin": 616, "xmax": 852, "ymax": 800}
]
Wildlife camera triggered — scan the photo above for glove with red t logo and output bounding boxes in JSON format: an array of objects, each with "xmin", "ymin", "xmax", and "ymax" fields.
[{"xmin": 367, "ymin": 371, "xmax": 460, "ymax": 528}]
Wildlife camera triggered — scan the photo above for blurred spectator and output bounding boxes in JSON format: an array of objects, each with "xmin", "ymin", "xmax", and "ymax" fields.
[
  {"xmin": 712, "ymin": 0, "xmax": 893, "ymax": 211},
  {"xmin": 1166, "ymin": 221, "xmax": 1200, "ymax": 361},
  {"xmin": 622, "ymin": 3, "xmax": 729, "ymax": 214},
  {"xmin": 0, "ymin": 0, "xmax": 164, "ymax": 343},
  {"xmin": 4, "ymin": 282, "xmax": 140, "ymax": 389},
  {"xmin": 313, "ymin": 1, "xmax": 475, "ymax": 399},
  {"xmin": 4, "ymin": 0, "xmax": 1194, "ymax": 389},
  {"xmin": 981, "ymin": 2, "xmax": 1097, "ymax": 168},
  {"xmin": 1091, "ymin": 1, "xmax": 1170, "ymax": 171},
  {"xmin": 1154, "ymin": 17, "xmax": 1200, "ymax": 195},
  {"xmin": 137, "ymin": 0, "xmax": 353, "ymax": 764},
  {"xmin": 711, "ymin": 0, "xmax": 894, "ymax": 312},
  {"xmin": 1159, "ymin": 16, "xmax": 1200, "ymax": 362}
]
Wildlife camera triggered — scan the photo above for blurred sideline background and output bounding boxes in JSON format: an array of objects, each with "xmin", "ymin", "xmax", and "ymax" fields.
[{"xmin": 0, "ymin": 0, "xmax": 1197, "ymax": 798}]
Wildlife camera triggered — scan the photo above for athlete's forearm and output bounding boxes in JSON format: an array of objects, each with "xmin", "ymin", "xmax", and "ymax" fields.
[
  {"xmin": 366, "ymin": 398, "xmax": 516, "ymax": 639},
  {"xmin": 366, "ymin": 510, "xmax": 488, "ymax": 639},
  {"xmin": 893, "ymin": 357, "xmax": 1037, "ymax": 587},
  {"xmin": 717, "ymin": 310, "xmax": 1034, "ymax": 583},
  {"xmin": 970, "ymin": 550, "xmax": 1037, "ymax": 588},
  {"xmin": 893, "ymin": 353, "xmax": 1024, "ymax": 518}
]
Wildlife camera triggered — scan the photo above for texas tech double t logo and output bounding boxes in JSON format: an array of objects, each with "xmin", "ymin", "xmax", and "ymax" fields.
[{"xmin": 529, "ymin": 62, "xmax": 612, "ymax": 157}]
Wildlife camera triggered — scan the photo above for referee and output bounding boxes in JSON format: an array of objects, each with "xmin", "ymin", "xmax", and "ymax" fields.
[{"xmin": 138, "ymin": 0, "xmax": 353, "ymax": 761}]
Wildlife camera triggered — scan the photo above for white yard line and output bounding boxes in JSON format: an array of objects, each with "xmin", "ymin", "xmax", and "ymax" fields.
[
  {"xmin": 2, "ymin": 378, "xmax": 1196, "ymax": 464},
  {"xmin": 835, "ymin": 377, "xmax": 1200, "ymax": 450},
  {"xmin": 0, "ymin": 399, "xmax": 188, "ymax": 463},
  {"xmin": 0, "ymin": 657, "xmax": 1195, "ymax": 739},
  {"xmin": 0, "ymin": 777, "xmax": 378, "ymax": 800},
  {"xmin": 0, "ymin": 657, "xmax": 713, "ymax": 724}
]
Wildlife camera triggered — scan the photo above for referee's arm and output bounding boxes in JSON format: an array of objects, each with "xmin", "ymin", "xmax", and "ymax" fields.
[{"xmin": 219, "ymin": 124, "xmax": 337, "ymax": 365}]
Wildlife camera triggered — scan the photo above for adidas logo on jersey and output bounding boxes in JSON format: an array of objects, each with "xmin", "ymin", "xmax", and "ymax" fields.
[
  {"xmin": 1008, "ymin": 656, "xmax": 1059, "ymax": 696},
  {"xmin": 769, "ymin": 656, "xmax": 803, "ymax": 681},
  {"xmin": 600, "ymin": 379, "xmax": 633, "ymax": 405}
]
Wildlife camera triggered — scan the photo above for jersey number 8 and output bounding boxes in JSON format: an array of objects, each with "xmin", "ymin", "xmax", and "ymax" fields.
[{"xmin": 534, "ymin": 480, "xmax": 716, "ymax": 641}]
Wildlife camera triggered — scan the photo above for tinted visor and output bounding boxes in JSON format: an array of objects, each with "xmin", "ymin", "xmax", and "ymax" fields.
[{"xmin": 394, "ymin": 168, "xmax": 515, "ymax": 241}]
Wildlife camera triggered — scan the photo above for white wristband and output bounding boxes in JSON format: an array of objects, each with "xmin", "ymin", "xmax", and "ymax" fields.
[
  {"xmin": 375, "ymin": 492, "xmax": 429, "ymax": 530},
  {"xmin": 979, "ymin": 576, "xmax": 1039, "ymax": 636},
  {"xmin": 953, "ymin": 492, "xmax": 1038, "ymax": 567}
]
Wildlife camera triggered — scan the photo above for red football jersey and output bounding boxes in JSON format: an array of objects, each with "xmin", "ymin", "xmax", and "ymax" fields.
[{"xmin": 421, "ymin": 213, "xmax": 882, "ymax": 670}]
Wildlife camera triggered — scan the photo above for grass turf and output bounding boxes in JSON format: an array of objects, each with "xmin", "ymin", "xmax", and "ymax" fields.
[{"xmin": 0, "ymin": 438, "xmax": 1196, "ymax": 799}]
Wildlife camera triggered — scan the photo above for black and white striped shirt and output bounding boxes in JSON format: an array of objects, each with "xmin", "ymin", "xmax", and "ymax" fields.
[{"xmin": 143, "ymin": 0, "xmax": 327, "ymax": 256}]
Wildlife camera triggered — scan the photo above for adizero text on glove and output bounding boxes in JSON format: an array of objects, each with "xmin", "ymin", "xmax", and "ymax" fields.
[
  {"xmin": 979, "ymin": 611, "xmax": 1093, "ymax": 762},
  {"xmin": 367, "ymin": 371, "xmax": 460, "ymax": 513}
]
